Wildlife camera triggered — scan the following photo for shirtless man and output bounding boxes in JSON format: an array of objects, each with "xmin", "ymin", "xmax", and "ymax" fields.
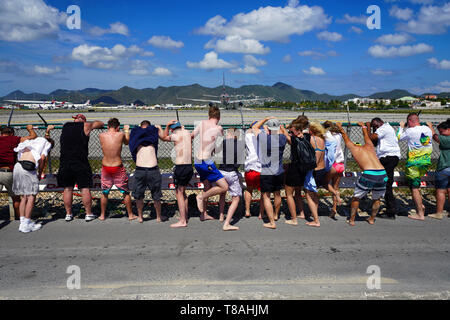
[
  {"xmin": 160, "ymin": 120, "xmax": 193, "ymax": 228},
  {"xmin": 129, "ymin": 120, "xmax": 166, "ymax": 223},
  {"xmin": 336, "ymin": 122, "xmax": 387, "ymax": 226},
  {"xmin": 98, "ymin": 118, "xmax": 136, "ymax": 221},
  {"xmin": 192, "ymin": 105, "xmax": 229, "ymax": 221}
]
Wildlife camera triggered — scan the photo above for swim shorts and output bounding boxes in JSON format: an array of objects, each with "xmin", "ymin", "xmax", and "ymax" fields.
[
  {"xmin": 354, "ymin": 169, "xmax": 388, "ymax": 200},
  {"xmin": 435, "ymin": 167, "xmax": 450, "ymax": 190},
  {"xmin": 285, "ymin": 163, "xmax": 306, "ymax": 187},
  {"xmin": 405, "ymin": 164, "xmax": 430, "ymax": 189},
  {"xmin": 101, "ymin": 164, "xmax": 129, "ymax": 195},
  {"xmin": 220, "ymin": 170, "xmax": 243, "ymax": 197},
  {"xmin": 57, "ymin": 160, "xmax": 93, "ymax": 189},
  {"xmin": 173, "ymin": 164, "xmax": 194, "ymax": 187},
  {"xmin": 333, "ymin": 163, "xmax": 345, "ymax": 174},
  {"xmin": 132, "ymin": 166, "xmax": 162, "ymax": 201},
  {"xmin": 244, "ymin": 170, "xmax": 261, "ymax": 190},
  {"xmin": 313, "ymin": 168, "xmax": 328, "ymax": 188},
  {"xmin": 260, "ymin": 173, "xmax": 284, "ymax": 193},
  {"xmin": 194, "ymin": 159, "xmax": 224, "ymax": 183}
]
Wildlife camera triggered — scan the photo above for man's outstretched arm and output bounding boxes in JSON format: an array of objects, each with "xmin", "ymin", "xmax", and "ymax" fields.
[{"xmin": 358, "ymin": 122, "xmax": 374, "ymax": 147}]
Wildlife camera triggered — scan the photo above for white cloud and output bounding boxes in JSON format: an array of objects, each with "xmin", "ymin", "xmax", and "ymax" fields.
[
  {"xmin": 317, "ymin": 31, "xmax": 343, "ymax": 42},
  {"xmin": 205, "ymin": 35, "xmax": 270, "ymax": 54},
  {"xmin": 33, "ymin": 65, "xmax": 61, "ymax": 75},
  {"xmin": 368, "ymin": 43, "xmax": 433, "ymax": 58},
  {"xmin": 90, "ymin": 22, "xmax": 130, "ymax": 37},
  {"xmin": 153, "ymin": 67, "xmax": 172, "ymax": 76},
  {"xmin": 0, "ymin": 0, "xmax": 66, "ymax": 42},
  {"xmin": 282, "ymin": 54, "xmax": 292, "ymax": 63},
  {"xmin": 376, "ymin": 33, "xmax": 413, "ymax": 45},
  {"xmin": 129, "ymin": 60, "xmax": 150, "ymax": 76},
  {"xmin": 396, "ymin": 3, "xmax": 450, "ymax": 34},
  {"xmin": 303, "ymin": 66, "xmax": 326, "ymax": 75},
  {"xmin": 389, "ymin": 6, "xmax": 414, "ymax": 20},
  {"xmin": 349, "ymin": 26, "xmax": 363, "ymax": 34},
  {"xmin": 186, "ymin": 51, "xmax": 235, "ymax": 70},
  {"xmin": 147, "ymin": 36, "xmax": 184, "ymax": 49},
  {"xmin": 411, "ymin": 80, "xmax": 450, "ymax": 94},
  {"xmin": 197, "ymin": 3, "xmax": 331, "ymax": 42},
  {"xmin": 336, "ymin": 14, "xmax": 367, "ymax": 25},
  {"xmin": 298, "ymin": 50, "xmax": 325, "ymax": 58},
  {"xmin": 231, "ymin": 65, "xmax": 261, "ymax": 74},
  {"xmin": 71, "ymin": 44, "xmax": 154, "ymax": 69},
  {"xmin": 243, "ymin": 55, "xmax": 267, "ymax": 67},
  {"xmin": 231, "ymin": 54, "xmax": 267, "ymax": 74},
  {"xmin": 371, "ymin": 69, "xmax": 394, "ymax": 76},
  {"xmin": 298, "ymin": 50, "xmax": 337, "ymax": 59},
  {"xmin": 428, "ymin": 57, "xmax": 450, "ymax": 70}
]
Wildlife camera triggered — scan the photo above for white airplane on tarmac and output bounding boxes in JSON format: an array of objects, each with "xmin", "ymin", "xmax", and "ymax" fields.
[{"xmin": 4, "ymin": 99, "xmax": 66, "ymax": 109}]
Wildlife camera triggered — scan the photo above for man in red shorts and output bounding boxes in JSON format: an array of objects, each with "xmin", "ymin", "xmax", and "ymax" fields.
[
  {"xmin": 244, "ymin": 121, "xmax": 264, "ymax": 219},
  {"xmin": 99, "ymin": 118, "xmax": 136, "ymax": 221}
]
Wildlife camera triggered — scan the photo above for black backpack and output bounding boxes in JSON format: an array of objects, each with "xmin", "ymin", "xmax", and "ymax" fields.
[{"xmin": 292, "ymin": 133, "xmax": 317, "ymax": 172}]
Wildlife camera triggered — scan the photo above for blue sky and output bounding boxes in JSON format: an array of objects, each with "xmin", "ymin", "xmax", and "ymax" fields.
[{"xmin": 0, "ymin": 0, "xmax": 449, "ymax": 97}]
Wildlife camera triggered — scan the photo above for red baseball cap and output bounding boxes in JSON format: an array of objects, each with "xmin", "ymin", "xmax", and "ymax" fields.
[{"xmin": 72, "ymin": 114, "xmax": 87, "ymax": 122}]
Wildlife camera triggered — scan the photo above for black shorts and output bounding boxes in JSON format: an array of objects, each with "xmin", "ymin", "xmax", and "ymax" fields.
[
  {"xmin": 57, "ymin": 161, "xmax": 93, "ymax": 189},
  {"xmin": 132, "ymin": 167, "xmax": 162, "ymax": 201},
  {"xmin": 173, "ymin": 164, "xmax": 194, "ymax": 187},
  {"xmin": 260, "ymin": 173, "xmax": 284, "ymax": 193},
  {"xmin": 285, "ymin": 163, "xmax": 306, "ymax": 187},
  {"xmin": 313, "ymin": 169, "xmax": 328, "ymax": 188}
]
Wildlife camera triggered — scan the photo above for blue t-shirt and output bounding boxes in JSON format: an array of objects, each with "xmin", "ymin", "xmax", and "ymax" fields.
[{"xmin": 257, "ymin": 132, "xmax": 286, "ymax": 176}]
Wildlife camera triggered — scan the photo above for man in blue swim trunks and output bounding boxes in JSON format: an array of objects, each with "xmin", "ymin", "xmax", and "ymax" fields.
[
  {"xmin": 192, "ymin": 105, "xmax": 229, "ymax": 221},
  {"xmin": 336, "ymin": 122, "xmax": 388, "ymax": 227}
]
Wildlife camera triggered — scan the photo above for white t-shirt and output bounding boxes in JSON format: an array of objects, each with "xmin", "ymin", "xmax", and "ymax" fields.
[
  {"xmin": 397, "ymin": 125, "xmax": 433, "ymax": 160},
  {"xmin": 244, "ymin": 131, "xmax": 261, "ymax": 173},
  {"xmin": 14, "ymin": 137, "xmax": 52, "ymax": 169},
  {"xmin": 332, "ymin": 133, "xmax": 345, "ymax": 164},
  {"xmin": 375, "ymin": 123, "xmax": 401, "ymax": 158}
]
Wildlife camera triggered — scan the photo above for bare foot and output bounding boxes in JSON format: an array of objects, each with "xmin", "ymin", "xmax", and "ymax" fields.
[
  {"xmin": 128, "ymin": 215, "xmax": 138, "ymax": 221},
  {"xmin": 298, "ymin": 214, "xmax": 306, "ymax": 220},
  {"xmin": 139, "ymin": 218, "xmax": 144, "ymax": 224},
  {"xmin": 408, "ymin": 214, "xmax": 425, "ymax": 221},
  {"xmin": 196, "ymin": 194, "xmax": 204, "ymax": 213},
  {"xmin": 258, "ymin": 215, "xmax": 262, "ymax": 220},
  {"xmin": 347, "ymin": 220, "xmax": 355, "ymax": 227},
  {"xmin": 285, "ymin": 219, "xmax": 298, "ymax": 226},
  {"xmin": 428, "ymin": 213, "xmax": 443, "ymax": 220},
  {"xmin": 274, "ymin": 215, "xmax": 279, "ymax": 221},
  {"xmin": 245, "ymin": 212, "xmax": 251, "ymax": 218},
  {"xmin": 263, "ymin": 223, "xmax": 276, "ymax": 229},
  {"xmin": 99, "ymin": 216, "xmax": 106, "ymax": 221},
  {"xmin": 200, "ymin": 213, "xmax": 215, "ymax": 221},
  {"xmin": 306, "ymin": 221, "xmax": 320, "ymax": 228},
  {"xmin": 366, "ymin": 218, "xmax": 375, "ymax": 225},
  {"xmin": 223, "ymin": 224, "xmax": 239, "ymax": 231},
  {"xmin": 171, "ymin": 221, "xmax": 188, "ymax": 228},
  {"xmin": 219, "ymin": 214, "xmax": 225, "ymax": 222}
]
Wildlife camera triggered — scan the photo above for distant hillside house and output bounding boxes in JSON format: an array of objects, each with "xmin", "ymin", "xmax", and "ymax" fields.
[
  {"xmin": 424, "ymin": 95, "xmax": 437, "ymax": 100},
  {"xmin": 396, "ymin": 96, "xmax": 419, "ymax": 103}
]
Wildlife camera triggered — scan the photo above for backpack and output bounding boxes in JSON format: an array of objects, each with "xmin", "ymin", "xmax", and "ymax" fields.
[{"xmin": 292, "ymin": 133, "xmax": 317, "ymax": 172}]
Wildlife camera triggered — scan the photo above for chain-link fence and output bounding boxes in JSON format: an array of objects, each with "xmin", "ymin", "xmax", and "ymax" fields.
[
  {"xmin": 7, "ymin": 122, "xmax": 441, "ymax": 173},
  {"xmin": 1, "ymin": 122, "xmax": 441, "ymax": 219}
]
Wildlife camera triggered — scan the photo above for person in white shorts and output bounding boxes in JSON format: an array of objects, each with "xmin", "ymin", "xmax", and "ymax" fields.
[
  {"xmin": 218, "ymin": 128, "xmax": 244, "ymax": 231},
  {"xmin": 13, "ymin": 126, "xmax": 55, "ymax": 233}
]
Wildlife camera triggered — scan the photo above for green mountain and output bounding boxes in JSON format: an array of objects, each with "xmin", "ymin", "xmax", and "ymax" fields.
[{"xmin": 2, "ymin": 84, "xmax": 443, "ymax": 105}]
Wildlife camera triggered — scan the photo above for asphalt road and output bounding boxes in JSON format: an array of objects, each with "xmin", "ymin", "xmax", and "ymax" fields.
[{"xmin": 1, "ymin": 211, "xmax": 449, "ymax": 300}]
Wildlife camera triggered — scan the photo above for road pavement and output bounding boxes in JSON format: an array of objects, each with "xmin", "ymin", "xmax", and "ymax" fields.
[{"xmin": 1, "ymin": 211, "xmax": 449, "ymax": 300}]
